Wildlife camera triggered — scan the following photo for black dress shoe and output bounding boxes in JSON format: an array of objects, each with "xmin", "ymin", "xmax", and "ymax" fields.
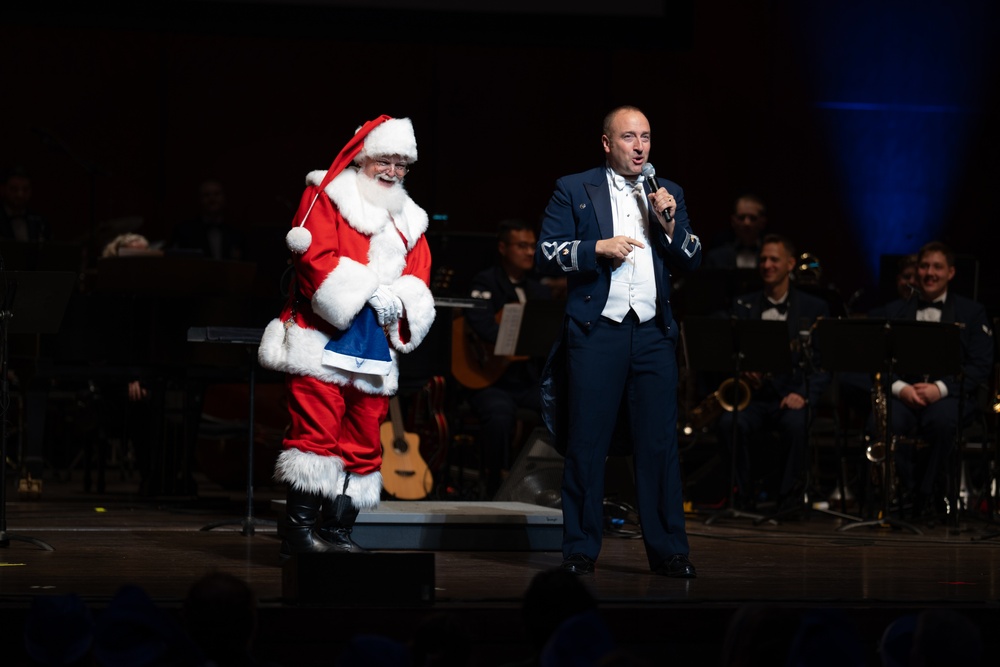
[
  {"xmin": 561, "ymin": 553, "xmax": 595, "ymax": 575},
  {"xmin": 655, "ymin": 554, "xmax": 697, "ymax": 578}
]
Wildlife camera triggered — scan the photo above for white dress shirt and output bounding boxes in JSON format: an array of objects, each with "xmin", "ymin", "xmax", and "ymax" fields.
[{"xmin": 601, "ymin": 168, "xmax": 657, "ymax": 323}]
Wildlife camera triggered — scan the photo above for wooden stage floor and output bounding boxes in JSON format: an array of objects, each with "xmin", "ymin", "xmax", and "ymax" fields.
[{"xmin": 3, "ymin": 473, "xmax": 1000, "ymax": 665}]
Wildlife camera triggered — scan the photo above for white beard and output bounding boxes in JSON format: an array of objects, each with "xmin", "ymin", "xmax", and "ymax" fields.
[{"xmin": 356, "ymin": 171, "xmax": 407, "ymax": 214}]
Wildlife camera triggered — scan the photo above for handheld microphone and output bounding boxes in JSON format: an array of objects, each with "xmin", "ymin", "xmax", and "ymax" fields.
[{"xmin": 641, "ymin": 163, "xmax": 671, "ymax": 222}]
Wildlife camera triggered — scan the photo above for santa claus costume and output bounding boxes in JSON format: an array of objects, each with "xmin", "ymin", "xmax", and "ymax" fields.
[{"xmin": 258, "ymin": 116, "xmax": 435, "ymax": 558}]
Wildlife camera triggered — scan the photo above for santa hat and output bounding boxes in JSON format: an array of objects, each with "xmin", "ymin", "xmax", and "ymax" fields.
[
  {"xmin": 321, "ymin": 305, "xmax": 392, "ymax": 376},
  {"xmin": 286, "ymin": 115, "xmax": 417, "ymax": 254},
  {"xmin": 355, "ymin": 117, "xmax": 418, "ymax": 163}
]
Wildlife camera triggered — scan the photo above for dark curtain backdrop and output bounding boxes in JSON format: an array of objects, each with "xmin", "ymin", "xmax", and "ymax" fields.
[{"xmin": 3, "ymin": 1, "xmax": 998, "ymax": 311}]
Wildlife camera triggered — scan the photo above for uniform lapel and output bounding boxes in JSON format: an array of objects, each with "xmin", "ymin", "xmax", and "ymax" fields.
[{"xmin": 584, "ymin": 174, "xmax": 614, "ymax": 241}]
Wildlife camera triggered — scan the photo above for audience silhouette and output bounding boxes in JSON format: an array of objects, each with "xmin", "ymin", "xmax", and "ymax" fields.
[{"xmin": 183, "ymin": 571, "xmax": 278, "ymax": 667}]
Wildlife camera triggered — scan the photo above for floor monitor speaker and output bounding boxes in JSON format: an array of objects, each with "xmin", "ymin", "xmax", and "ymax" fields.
[{"xmin": 493, "ymin": 428, "xmax": 563, "ymax": 507}]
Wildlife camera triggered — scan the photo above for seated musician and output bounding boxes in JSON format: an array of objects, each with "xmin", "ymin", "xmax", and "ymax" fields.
[
  {"xmin": 893, "ymin": 253, "xmax": 919, "ymax": 301},
  {"xmin": 464, "ymin": 219, "xmax": 554, "ymax": 497},
  {"xmin": 868, "ymin": 241, "xmax": 994, "ymax": 521},
  {"xmin": 702, "ymin": 193, "xmax": 767, "ymax": 270},
  {"xmin": 1, "ymin": 166, "xmax": 49, "ymax": 243},
  {"xmin": 714, "ymin": 233, "xmax": 831, "ymax": 511},
  {"xmin": 99, "ymin": 233, "xmax": 160, "ymax": 494}
]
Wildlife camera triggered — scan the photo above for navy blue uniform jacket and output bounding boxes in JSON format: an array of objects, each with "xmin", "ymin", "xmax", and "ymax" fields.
[{"xmin": 535, "ymin": 166, "xmax": 702, "ymax": 451}]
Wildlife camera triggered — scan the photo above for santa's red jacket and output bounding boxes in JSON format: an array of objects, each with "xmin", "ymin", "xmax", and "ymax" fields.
[{"xmin": 258, "ymin": 167, "xmax": 435, "ymax": 505}]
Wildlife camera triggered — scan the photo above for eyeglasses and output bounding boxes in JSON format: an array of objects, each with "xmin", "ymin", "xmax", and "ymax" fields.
[{"xmin": 373, "ymin": 159, "xmax": 409, "ymax": 176}]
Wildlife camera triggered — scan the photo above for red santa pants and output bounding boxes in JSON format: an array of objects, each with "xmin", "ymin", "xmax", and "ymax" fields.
[{"xmin": 283, "ymin": 374, "xmax": 388, "ymax": 476}]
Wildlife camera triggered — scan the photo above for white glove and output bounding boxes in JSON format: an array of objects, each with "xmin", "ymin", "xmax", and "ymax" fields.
[{"xmin": 368, "ymin": 285, "xmax": 403, "ymax": 326}]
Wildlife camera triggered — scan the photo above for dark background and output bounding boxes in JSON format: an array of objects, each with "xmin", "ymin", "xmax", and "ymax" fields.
[{"xmin": 3, "ymin": 0, "xmax": 999, "ymax": 315}]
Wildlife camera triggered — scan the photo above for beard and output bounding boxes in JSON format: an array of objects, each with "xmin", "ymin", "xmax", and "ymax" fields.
[{"xmin": 356, "ymin": 170, "xmax": 408, "ymax": 213}]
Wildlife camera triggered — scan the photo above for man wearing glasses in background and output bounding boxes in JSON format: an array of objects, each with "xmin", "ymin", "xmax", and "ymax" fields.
[
  {"xmin": 465, "ymin": 219, "xmax": 554, "ymax": 497},
  {"xmin": 703, "ymin": 194, "xmax": 768, "ymax": 270}
]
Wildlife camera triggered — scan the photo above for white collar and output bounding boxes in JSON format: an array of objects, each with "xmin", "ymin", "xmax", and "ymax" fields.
[{"xmin": 607, "ymin": 167, "xmax": 640, "ymax": 192}]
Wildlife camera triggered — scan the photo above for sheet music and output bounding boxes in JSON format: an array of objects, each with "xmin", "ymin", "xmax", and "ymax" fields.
[{"xmin": 493, "ymin": 303, "xmax": 524, "ymax": 356}]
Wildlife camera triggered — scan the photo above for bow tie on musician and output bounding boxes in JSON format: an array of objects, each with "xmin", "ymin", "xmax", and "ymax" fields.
[
  {"xmin": 861, "ymin": 241, "xmax": 994, "ymax": 523},
  {"xmin": 761, "ymin": 299, "xmax": 789, "ymax": 316},
  {"xmin": 698, "ymin": 233, "xmax": 832, "ymax": 514}
]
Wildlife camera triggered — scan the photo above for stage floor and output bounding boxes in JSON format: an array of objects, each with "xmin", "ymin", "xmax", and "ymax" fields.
[{"xmin": 3, "ymin": 473, "xmax": 1000, "ymax": 665}]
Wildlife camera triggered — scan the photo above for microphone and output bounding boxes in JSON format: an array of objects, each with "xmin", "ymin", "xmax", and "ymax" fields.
[{"xmin": 641, "ymin": 163, "xmax": 671, "ymax": 222}]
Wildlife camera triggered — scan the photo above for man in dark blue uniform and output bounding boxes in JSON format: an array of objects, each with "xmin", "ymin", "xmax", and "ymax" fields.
[
  {"xmin": 536, "ymin": 105, "xmax": 702, "ymax": 578},
  {"xmin": 873, "ymin": 241, "xmax": 993, "ymax": 520},
  {"xmin": 717, "ymin": 234, "xmax": 831, "ymax": 510}
]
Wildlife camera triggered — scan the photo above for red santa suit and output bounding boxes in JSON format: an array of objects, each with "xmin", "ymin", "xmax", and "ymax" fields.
[{"xmin": 258, "ymin": 121, "xmax": 435, "ymax": 512}]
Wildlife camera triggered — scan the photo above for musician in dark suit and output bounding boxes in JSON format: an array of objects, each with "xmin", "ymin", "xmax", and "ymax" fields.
[
  {"xmin": 871, "ymin": 241, "xmax": 994, "ymax": 519},
  {"xmin": 0, "ymin": 167, "xmax": 49, "ymax": 242},
  {"xmin": 169, "ymin": 179, "xmax": 246, "ymax": 261},
  {"xmin": 465, "ymin": 219, "xmax": 553, "ymax": 497},
  {"xmin": 717, "ymin": 233, "xmax": 831, "ymax": 510},
  {"xmin": 702, "ymin": 193, "xmax": 767, "ymax": 270},
  {"xmin": 536, "ymin": 105, "xmax": 702, "ymax": 578}
]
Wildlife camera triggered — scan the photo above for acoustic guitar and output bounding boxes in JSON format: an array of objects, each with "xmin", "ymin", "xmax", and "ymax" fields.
[
  {"xmin": 450, "ymin": 312, "xmax": 528, "ymax": 390},
  {"xmin": 380, "ymin": 396, "xmax": 433, "ymax": 500}
]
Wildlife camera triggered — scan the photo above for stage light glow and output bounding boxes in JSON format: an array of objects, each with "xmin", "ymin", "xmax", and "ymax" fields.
[{"xmin": 788, "ymin": 1, "xmax": 997, "ymax": 279}]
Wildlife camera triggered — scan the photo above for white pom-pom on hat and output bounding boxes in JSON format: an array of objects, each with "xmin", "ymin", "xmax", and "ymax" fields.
[{"xmin": 286, "ymin": 226, "xmax": 312, "ymax": 254}]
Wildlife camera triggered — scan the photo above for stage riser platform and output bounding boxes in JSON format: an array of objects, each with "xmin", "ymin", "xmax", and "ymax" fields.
[{"xmin": 271, "ymin": 500, "xmax": 563, "ymax": 551}]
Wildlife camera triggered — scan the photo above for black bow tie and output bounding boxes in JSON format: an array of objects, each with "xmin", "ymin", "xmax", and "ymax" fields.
[
  {"xmin": 763, "ymin": 301, "xmax": 788, "ymax": 315},
  {"xmin": 917, "ymin": 300, "xmax": 943, "ymax": 311}
]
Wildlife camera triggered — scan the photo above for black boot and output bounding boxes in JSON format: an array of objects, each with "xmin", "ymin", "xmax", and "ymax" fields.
[
  {"xmin": 318, "ymin": 494, "xmax": 365, "ymax": 552},
  {"xmin": 280, "ymin": 487, "xmax": 337, "ymax": 560}
]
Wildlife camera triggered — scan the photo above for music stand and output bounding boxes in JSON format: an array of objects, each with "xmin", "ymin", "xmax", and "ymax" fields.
[
  {"xmin": 813, "ymin": 318, "xmax": 962, "ymax": 535},
  {"xmin": 1, "ymin": 271, "xmax": 76, "ymax": 551},
  {"xmin": 187, "ymin": 326, "xmax": 276, "ymax": 536},
  {"xmin": 753, "ymin": 324, "xmax": 862, "ymax": 526},
  {"xmin": 681, "ymin": 317, "xmax": 791, "ymax": 526},
  {"xmin": 972, "ymin": 316, "xmax": 1000, "ymax": 541},
  {"xmin": 506, "ymin": 298, "xmax": 566, "ymax": 358},
  {"xmin": 672, "ymin": 268, "xmax": 762, "ymax": 320}
]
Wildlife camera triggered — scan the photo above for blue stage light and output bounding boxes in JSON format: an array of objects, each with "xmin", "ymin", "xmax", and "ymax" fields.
[{"xmin": 789, "ymin": 0, "xmax": 997, "ymax": 278}]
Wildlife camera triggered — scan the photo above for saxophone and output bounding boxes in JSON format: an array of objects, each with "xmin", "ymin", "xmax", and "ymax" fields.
[
  {"xmin": 866, "ymin": 372, "xmax": 888, "ymax": 463},
  {"xmin": 866, "ymin": 372, "xmax": 899, "ymax": 501}
]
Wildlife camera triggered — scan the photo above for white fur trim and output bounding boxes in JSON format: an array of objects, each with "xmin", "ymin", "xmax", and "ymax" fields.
[
  {"xmin": 308, "ymin": 168, "xmax": 428, "ymax": 243},
  {"xmin": 258, "ymin": 318, "xmax": 399, "ymax": 395},
  {"xmin": 387, "ymin": 274, "xmax": 436, "ymax": 353},
  {"xmin": 394, "ymin": 198, "xmax": 430, "ymax": 249},
  {"xmin": 275, "ymin": 448, "xmax": 346, "ymax": 498},
  {"xmin": 367, "ymin": 224, "xmax": 407, "ymax": 284},
  {"xmin": 312, "ymin": 257, "xmax": 379, "ymax": 331},
  {"xmin": 359, "ymin": 117, "xmax": 417, "ymax": 162},
  {"xmin": 326, "ymin": 169, "xmax": 392, "ymax": 235},
  {"xmin": 321, "ymin": 346, "xmax": 393, "ymax": 376},
  {"xmin": 340, "ymin": 471, "xmax": 383, "ymax": 510},
  {"xmin": 275, "ymin": 447, "xmax": 383, "ymax": 509},
  {"xmin": 286, "ymin": 226, "xmax": 312, "ymax": 254}
]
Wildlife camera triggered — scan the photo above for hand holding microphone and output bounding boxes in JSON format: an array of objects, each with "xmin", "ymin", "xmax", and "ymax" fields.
[{"xmin": 641, "ymin": 163, "xmax": 673, "ymax": 223}]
